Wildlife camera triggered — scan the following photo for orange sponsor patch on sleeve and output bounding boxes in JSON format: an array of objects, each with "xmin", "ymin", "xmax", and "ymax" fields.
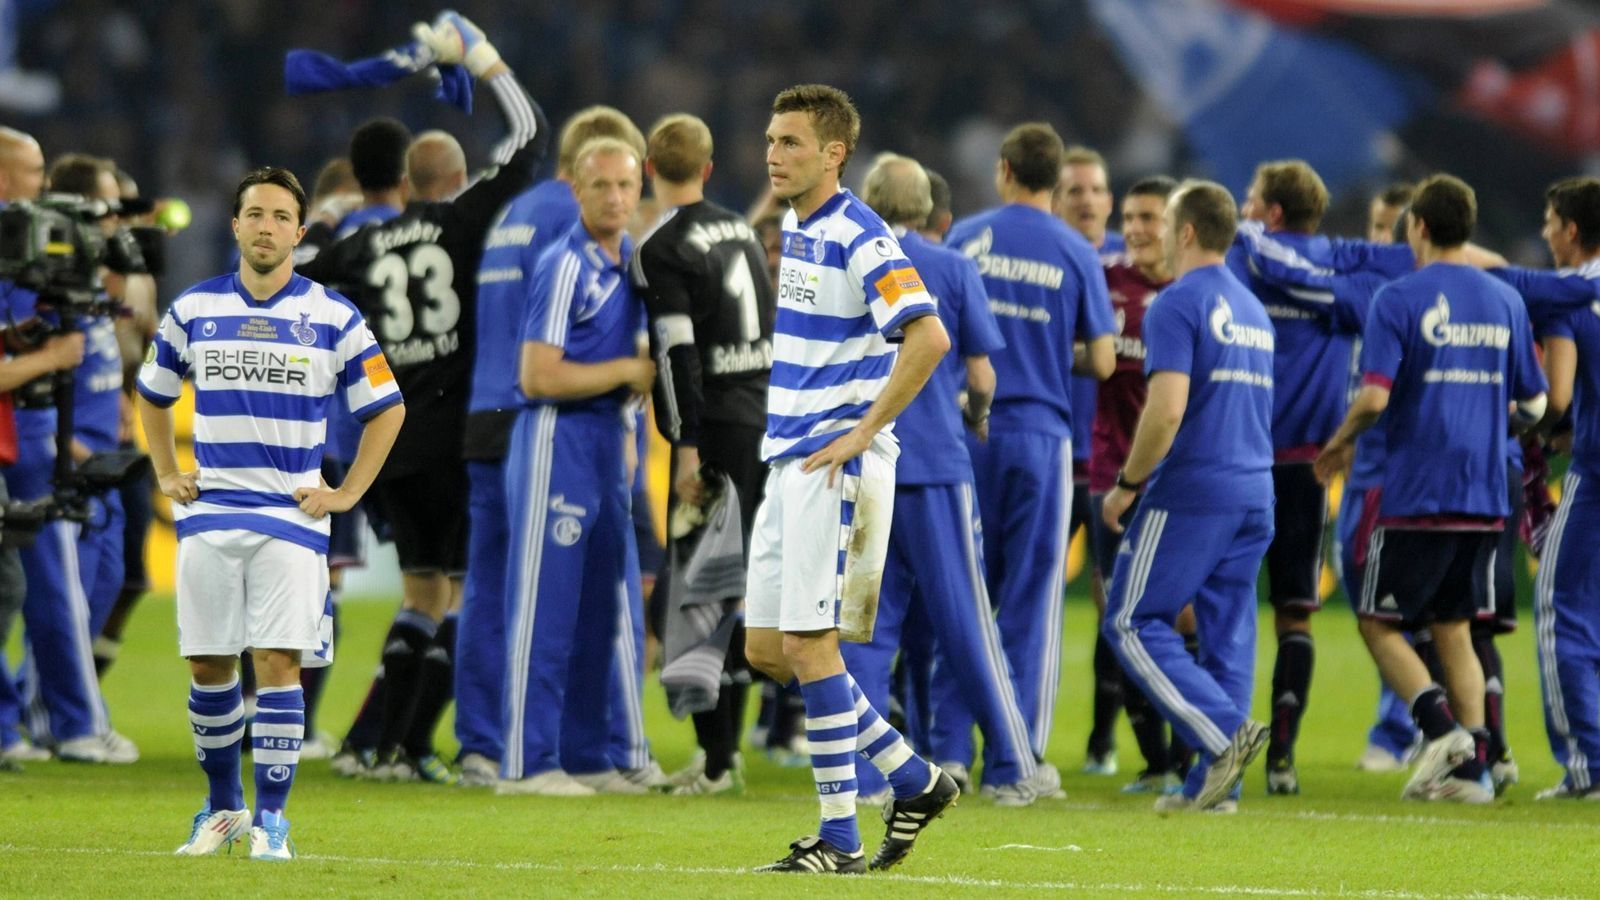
[
  {"xmin": 873, "ymin": 267, "xmax": 925, "ymax": 307},
  {"xmin": 363, "ymin": 353, "xmax": 395, "ymax": 386}
]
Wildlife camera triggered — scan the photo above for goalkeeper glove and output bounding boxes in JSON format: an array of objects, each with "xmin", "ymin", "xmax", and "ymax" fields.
[{"xmin": 413, "ymin": 9, "xmax": 502, "ymax": 78}]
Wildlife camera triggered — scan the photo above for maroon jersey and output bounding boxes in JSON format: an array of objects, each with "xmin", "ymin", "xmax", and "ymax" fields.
[{"xmin": 1088, "ymin": 262, "xmax": 1168, "ymax": 494}]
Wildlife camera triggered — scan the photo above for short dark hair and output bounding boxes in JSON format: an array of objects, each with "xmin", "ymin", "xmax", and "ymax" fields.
[
  {"xmin": 1409, "ymin": 174, "xmax": 1475, "ymax": 249},
  {"xmin": 348, "ymin": 118, "xmax": 411, "ymax": 192},
  {"xmin": 1171, "ymin": 179, "xmax": 1237, "ymax": 253},
  {"xmin": 1252, "ymin": 160, "xmax": 1328, "ymax": 233},
  {"xmin": 47, "ymin": 153, "xmax": 111, "ymax": 198},
  {"xmin": 1377, "ymin": 182, "xmax": 1415, "ymax": 209},
  {"xmin": 999, "ymin": 122, "xmax": 1065, "ymax": 193},
  {"xmin": 1126, "ymin": 175, "xmax": 1178, "ymax": 201},
  {"xmin": 1546, "ymin": 176, "xmax": 1600, "ymax": 253},
  {"xmin": 233, "ymin": 167, "xmax": 308, "ymax": 224},
  {"xmin": 926, "ymin": 169, "xmax": 951, "ymax": 226},
  {"xmin": 772, "ymin": 84, "xmax": 861, "ymax": 173}
]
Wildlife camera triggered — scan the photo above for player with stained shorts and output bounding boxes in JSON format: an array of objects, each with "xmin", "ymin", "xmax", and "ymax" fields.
[
  {"xmin": 631, "ymin": 113, "xmax": 774, "ymax": 795},
  {"xmin": 1101, "ymin": 180, "xmax": 1276, "ymax": 814},
  {"xmin": 140, "ymin": 167, "xmax": 404, "ymax": 860},
  {"xmin": 744, "ymin": 84, "xmax": 956, "ymax": 874},
  {"xmin": 298, "ymin": 12, "xmax": 547, "ymax": 781},
  {"xmin": 1316, "ymin": 175, "xmax": 1546, "ymax": 804}
]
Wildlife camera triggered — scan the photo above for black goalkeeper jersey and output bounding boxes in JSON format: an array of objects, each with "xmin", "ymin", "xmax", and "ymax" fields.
[
  {"xmin": 300, "ymin": 74, "xmax": 548, "ymax": 477},
  {"xmin": 631, "ymin": 200, "xmax": 774, "ymax": 444}
]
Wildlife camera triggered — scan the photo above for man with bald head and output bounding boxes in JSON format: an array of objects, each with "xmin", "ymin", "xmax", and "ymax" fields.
[
  {"xmin": 0, "ymin": 127, "xmax": 44, "ymax": 201},
  {"xmin": 844, "ymin": 152, "xmax": 1041, "ymax": 804},
  {"xmin": 297, "ymin": 12, "xmax": 550, "ymax": 783}
]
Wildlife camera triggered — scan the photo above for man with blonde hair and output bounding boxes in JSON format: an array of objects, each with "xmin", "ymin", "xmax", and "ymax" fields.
[
  {"xmin": 632, "ymin": 112, "xmax": 774, "ymax": 795},
  {"xmin": 500, "ymin": 136, "xmax": 657, "ymax": 796},
  {"xmin": 459, "ymin": 104, "xmax": 661, "ymax": 789}
]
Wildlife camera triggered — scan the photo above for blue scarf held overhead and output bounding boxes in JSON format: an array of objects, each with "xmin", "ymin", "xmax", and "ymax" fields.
[{"xmin": 283, "ymin": 40, "xmax": 473, "ymax": 114}]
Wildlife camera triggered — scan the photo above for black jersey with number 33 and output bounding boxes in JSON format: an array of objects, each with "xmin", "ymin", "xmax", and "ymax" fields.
[
  {"xmin": 300, "ymin": 75, "xmax": 548, "ymax": 477},
  {"xmin": 632, "ymin": 200, "xmax": 774, "ymax": 443}
]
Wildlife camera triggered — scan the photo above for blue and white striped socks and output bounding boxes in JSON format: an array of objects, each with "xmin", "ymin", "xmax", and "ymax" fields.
[
  {"xmin": 189, "ymin": 678, "xmax": 246, "ymax": 812},
  {"xmin": 800, "ymin": 673, "xmax": 860, "ymax": 853},
  {"xmin": 252, "ymin": 685, "xmax": 305, "ymax": 825},
  {"xmin": 849, "ymin": 674, "xmax": 935, "ymax": 798}
]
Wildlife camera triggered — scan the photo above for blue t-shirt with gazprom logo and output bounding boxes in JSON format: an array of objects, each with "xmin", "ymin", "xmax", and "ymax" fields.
[
  {"xmin": 473, "ymin": 180, "xmax": 577, "ymax": 413},
  {"xmin": 521, "ymin": 224, "xmax": 643, "ymax": 417},
  {"xmin": 1360, "ymin": 263, "xmax": 1546, "ymax": 520},
  {"xmin": 1140, "ymin": 264, "xmax": 1275, "ymax": 512},
  {"xmin": 946, "ymin": 205, "xmax": 1114, "ymax": 438}
]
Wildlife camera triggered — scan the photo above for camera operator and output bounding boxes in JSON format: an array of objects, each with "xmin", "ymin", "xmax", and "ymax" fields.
[{"xmin": 0, "ymin": 144, "xmax": 138, "ymax": 764}]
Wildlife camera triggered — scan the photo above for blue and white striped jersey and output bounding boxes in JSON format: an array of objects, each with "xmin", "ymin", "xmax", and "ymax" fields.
[
  {"xmin": 136, "ymin": 272, "xmax": 403, "ymax": 554},
  {"xmin": 765, "ymin": 189, "xmax": 935, "ymax": 462}
]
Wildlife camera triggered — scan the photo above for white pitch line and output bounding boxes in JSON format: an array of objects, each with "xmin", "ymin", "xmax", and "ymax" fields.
[
  {"xmin": 1048, "ymin": 800, "xmax": 1600, "ymax": 833},
  {"xmin": 0, "ymin": 844, "xmax": 1570, "ymax": 900},
  {"xmin": 986, "ymin": 843, "xmax": 1091, "ymax": 852}
]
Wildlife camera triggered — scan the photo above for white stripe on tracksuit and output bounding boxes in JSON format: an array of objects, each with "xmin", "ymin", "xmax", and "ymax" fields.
[
  {"xmin": 959, "ymin": 483, "xmax": 1037, "ymax": 779},
  {"xmin": 612, "ymin": 575, "xmax": 649, "ymax": 771},
  {"xmin": 1110, "ymin": 508, "xmax": 1231, "ymax": 756},
  {"xmin": 24, "ymin": 521, "xmax": 109, "ymax": 741},
  {"xmin": 504, "ymin": 406, "xmax": 558, "ymax": 780},
  {"xmin": 1536, "ymin": 472, "xmax": 1590, "ymax": 790},
  {"xmin": 1031, "ymin": 438, "xmax": 1073, "ymax": 757}
]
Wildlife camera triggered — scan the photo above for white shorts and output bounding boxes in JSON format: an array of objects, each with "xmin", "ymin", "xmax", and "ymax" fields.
[
  {"xmin": 745, "ymin": 436, "xmax": 896, "ymax": 637},
  {"xmin": 176, "ymin": 529, "xmax": 333, "ymax": 668}
]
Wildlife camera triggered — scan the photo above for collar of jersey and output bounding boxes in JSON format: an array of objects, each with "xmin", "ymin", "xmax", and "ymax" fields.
[
  {"xmin": 572, "ymin": 230, "xmax": 633, "ymax": 271},
  {"xmin": 797, "ymin": 189, "xmax": 850, "ymax": 230},
  {"xmin": 232, "ymin": 272, "xmax": 308, "ymax": 308}
]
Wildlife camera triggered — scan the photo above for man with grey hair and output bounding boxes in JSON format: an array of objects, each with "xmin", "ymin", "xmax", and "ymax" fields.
[{"xmin": 844, "ymin": 153, "xmax": 1040, "ymax": 803}]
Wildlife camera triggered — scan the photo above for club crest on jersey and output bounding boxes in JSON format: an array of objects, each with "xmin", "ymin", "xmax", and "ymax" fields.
[
  {"xmin": 811, "ymin": 239, "xmax": 827, "ymax": 264},
  {"xmin": 291, "ymin": 312, "xmax": 317, "ymax": 346},
  {"xmin": 552, "ymin": 516, "xmax": 583, "ymax": 546}
]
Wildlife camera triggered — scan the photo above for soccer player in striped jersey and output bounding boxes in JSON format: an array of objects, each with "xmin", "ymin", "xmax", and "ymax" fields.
[
  {"xmin": 744, "ymin": 84, "xmax": 955, "ymax": 874},
  {"xmin": 1316, "ymin": 175, "xmax": 1546, "ymax": 804},
  {"xmin": 458, "ymin": 106, "xmax": 647, "ymax": 788},
  {"xmin": 141, "ymin": 167, "xmax": 405, "ymax": 860},
  {"xmin": 938, "ymin": 124, "xmax": 1115, "ymax": 792},
  {"xmin": 1101, "ymin": 180, "xmax": 1276, "ymax": 814}
]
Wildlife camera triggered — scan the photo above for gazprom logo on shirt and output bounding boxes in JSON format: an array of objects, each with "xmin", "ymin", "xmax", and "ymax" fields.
[
  {"xmin": 1209, "ymin": 297, "xmax": 1274, "ymax": 351},
  {"xmin": 1421, "ymin": 294, "xmax": 1509, "ymax": 349},
  {"xmin": 960, "ymin": 227, "xmax": 1065, "ymax": 290}
]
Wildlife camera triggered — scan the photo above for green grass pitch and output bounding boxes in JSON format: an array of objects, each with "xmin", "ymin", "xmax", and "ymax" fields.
[{"xmin": 2, "ymin": 592, "xmax": 1594, "ymax": 898}]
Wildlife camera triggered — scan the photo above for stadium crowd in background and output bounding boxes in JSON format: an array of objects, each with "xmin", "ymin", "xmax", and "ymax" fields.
[{"xmin": 4, "ymin": 3, "xmax": 1600, "ymax": 874}]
